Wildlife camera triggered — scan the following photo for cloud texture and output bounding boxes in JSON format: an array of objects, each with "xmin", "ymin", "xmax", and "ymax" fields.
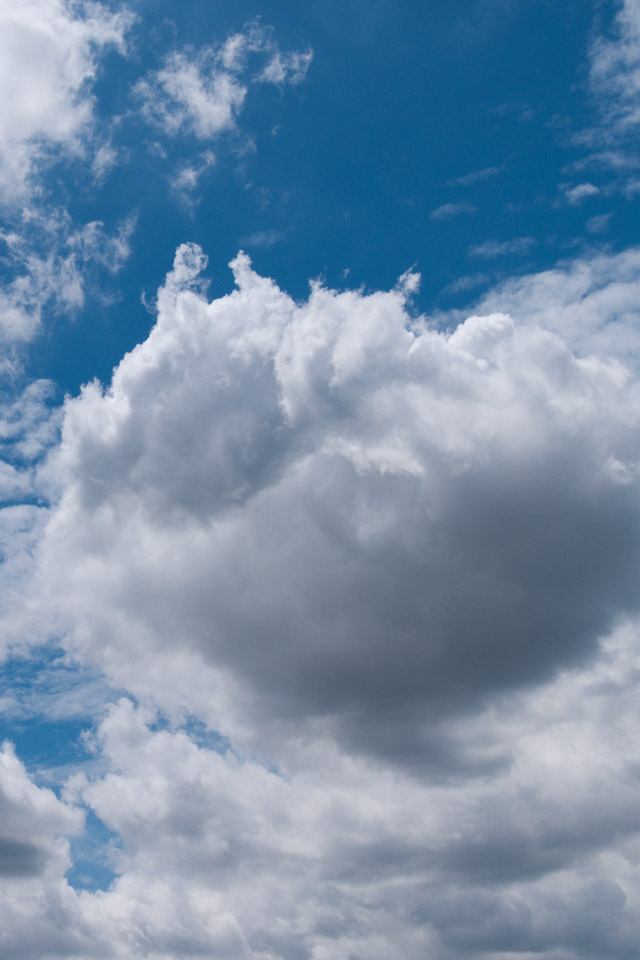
[
  {"xmin": 2, "ymin": 239, "xmax": 640, "ymax": 956},
  {"xmin": 0, "ymin": 0, "xmax": 130, "ymax": 202},
  {"xmin": 3, "ymin": 3, "xmax": 640, "ymax": 958}
]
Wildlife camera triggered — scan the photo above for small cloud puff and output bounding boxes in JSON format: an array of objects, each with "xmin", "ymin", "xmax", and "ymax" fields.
[
  {"xmin": 136, "ymin": 22, "xmax": 312, "ymax": 141},
  {"xmin": 563, "ymin": 182, "xmax": 600, "ymax": 205},
  {"xmin": 430, "ymin": 200, "xmax": 477, "ymax": 220}
]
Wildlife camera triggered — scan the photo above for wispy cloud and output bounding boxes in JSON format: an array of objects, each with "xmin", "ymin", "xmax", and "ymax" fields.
[
  {"xmin": 468, "ymin": 236, "xmax": 535, "ymax": 258},
  {"xmin": 430, "ymin": 200, "xmax": 477, "ymax": 221},
  {"xmin": 562, "ymin": 182, "xmax": 600, "ymax": 205},
  {"xmin": 240, "ymin": 229, "xmax": 285, "ymax": 248},
  {"xmin": 586, "ymin": 212, "xmax": 613, "ymax": 234},
  {"xmin": 446, "ymin": 165, "xmax": 502, "ymax": 187},
  {"xmin": 0, "ymin": 0, "xmax": 132, "ymax": 203}
]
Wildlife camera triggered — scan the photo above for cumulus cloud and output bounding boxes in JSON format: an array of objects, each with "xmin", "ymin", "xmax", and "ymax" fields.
[
  {"xmin": 474, "ymin": 245, "xmax": 640, "ymax": 361},
  {"xmin": 4, "ymin": 628, "xmax": 640, "ymax": 960},
  {"xmin": 137, "ymin": 22, "xmax": 312, "ymax": 142},
  {"xmin": 0, "ymin": 0, "xmax": 132, "ymax": 202},
  {"xmin": 0, "ymin": 243, "xmax": 635, "ymax": 775},
  {"xmin": 0, "ymin": 243, "xmax": 639, "ymax": 955},
  {"xmin": 446, "ymin": 165, "xmax": 502, "ymax": 187},
  {"xmin": 0, "ymin": 740, "xmax": 82, "ymax": 873}
]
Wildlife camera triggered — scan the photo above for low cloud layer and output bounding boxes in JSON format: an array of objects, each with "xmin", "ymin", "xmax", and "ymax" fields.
[
  {"xmin": 2, "ymin": 3, "xmax": 640, "ymax": 957},
  {"xmin": 5, "ymin": 244, "xmax": 639, "ymax": 767},
  {"xmin": 1, "ymin": 241, "xmax": 640, "ymax": 956}
]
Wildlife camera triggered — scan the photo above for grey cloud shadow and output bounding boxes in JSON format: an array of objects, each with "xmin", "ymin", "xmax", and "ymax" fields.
[{"xmin": 0, "ymin": 836, "xmax": 47, "ymax": 877}]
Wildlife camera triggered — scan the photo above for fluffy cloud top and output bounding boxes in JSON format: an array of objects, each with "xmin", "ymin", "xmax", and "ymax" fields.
[
  {"xmin": 3, "ymin": 4, "xmax": 640, "ymax": 955},
  {"xmin": 0, "ymin": 242, "xmax": 640, "ymax": 956},
  {"xmin": 3, "ymin": 243, "xmax": 634, "ymax": 775}
]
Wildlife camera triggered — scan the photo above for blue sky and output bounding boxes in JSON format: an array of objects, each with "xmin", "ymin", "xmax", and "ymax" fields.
[{"xmin": 3, "ymin": 1, "xmax": 640, "ymax": 958}]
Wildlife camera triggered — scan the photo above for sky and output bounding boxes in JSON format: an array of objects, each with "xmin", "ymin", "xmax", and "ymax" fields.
[{"xmin": 2, "ymin": 0, "xmax": 640, "ymax": 957}]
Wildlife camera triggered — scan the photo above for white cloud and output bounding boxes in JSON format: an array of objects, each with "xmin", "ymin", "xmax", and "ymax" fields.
[
  {"xmin": 259, "ymin": 49, "xmax": 313, "ymax": 86},
  {"xmin": 137, "ymin": 51, "xmax": 247, "ymax": 139},
  {"xmin": 590, "ymin": 0, "xmax": 640, "ymax": 134},
  {"xmin": 446, "ymin": 165, "xmax": 502, "ymax": 187},
  {"xmin": 430, "ymin": 200, "xmax": 477, "ymax": 220},
  {"xmin": 171, "ymin": 151, "xmax": 216, "ymax": 200},
  {"xmin": 474, "ymin": 245, "xmax": 640, "ymax": 361},
  {"xmin": 0, "ymin": 244, "xmax": 640, "ymax": 955},
  {"xmin": 0, "ymin": 0, "xmax": 132, "ymax": 203},
  {"xmin": 137, "ymin": 23, "xmax": 312, "ymax": 141},
  {"xmin": 563, "ymin": 181, "xmax": 600, "ymax": 205},
  {"xmin": 3, "ymin": 243, "xmax": 638, "ymax": 769},
  {"xmin": 575, "ymin": 0, "xmax": 640, "ymax": 183},
  {"xmin": 0, "ymin": 212, "xmax": 134, "ymax": 346},
  {"xmin": 3, "ymin": 626, "xmax": 640, "ymax": 959},
  {"xmin": 468, "ymin": 236, "xmax": 535, "ymax": 258}
]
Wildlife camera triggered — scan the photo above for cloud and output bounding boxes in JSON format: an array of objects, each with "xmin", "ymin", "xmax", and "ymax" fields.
[
  {"xmin": 259, "ymin": 48, "xmax": 313, "ymax": 86},
  {"xmin": 440, "ymin": 272, "xmax": 490, "ymax": 296},
  {"xmin": 0, "ymin": 0, "xmax": 132, "ymax": 203},
  {"xmin": 0, "ymin": 739, "xmax": 82, "ymax": 877},
  {"xmin": 474, "ymin": 245, "xmax": 640, "ymax": 361},
  {"xmin": 137, "ymin": 22, "xmax": 312, "ymax": 141},
  {"xmin": 446, "ymin": 165, "xmax": 502, "ymax": 187},
  {"xmin": 239, "ymin": 228, "xmax": 285, "ymax": 249},
  {"xmin": 3, "ymin": 626, "xmax": 640, "ymax": 960},
  {"xmin": 468, "ymin": 236, "xmax": 535, "ymax": 258},
  {"xmin": 574, "ymin": 0, "xmax": 640, "ymax": 182},
  {"xmin": 563, "ymin": 181, "xmax": 600, "ymax": 205},
  {"xmin": 430, "ymin": 200, "xmax": 477, "ymax": 221},
  {"xmin": 0, "ymin": 212, "xmax": 134, "ymax": 346},
  {"xmin": 587, "ymin": 212, "xmax": 614, "ymax": 233},
  {"xmin": 0, "ymin": 244, "xmax": 640, "ymax": 955},
  {"xmin": 1, "ymin": 243, "xmax": 636, "ymax": 779},
  {"xmin": 589, "ymin": 0, "xmax": 640, "ymax": 135},
  {"xmin": 171, "ymin": 151, "xmax": 216, "ymax": 201}
]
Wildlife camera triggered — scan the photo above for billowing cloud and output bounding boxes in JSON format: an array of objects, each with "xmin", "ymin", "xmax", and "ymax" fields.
[
  {"xmin": 1, "ymin": 243, "xmax": 635, "ymax": 775},
  {"xmin": 4, "ymin": 630, "xmax": 640, "ymax": 960},
  {"xmin": 575, "ymin": 0, "xmax": 640, "ymax": 178},
  {"xmin": 0, "ymin": 240, "xmax": 638, "ymax": 955},
  {"xmin": 1, "ymin": 2, "xmax": 640, "ymax": 956},
  {"xmin": 475, "ymin": 245, "xmax": 640, "ymax": 361},
  {"xmin": 0, "ymin": 740, "xmax": 81, "ymax": 874}
]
